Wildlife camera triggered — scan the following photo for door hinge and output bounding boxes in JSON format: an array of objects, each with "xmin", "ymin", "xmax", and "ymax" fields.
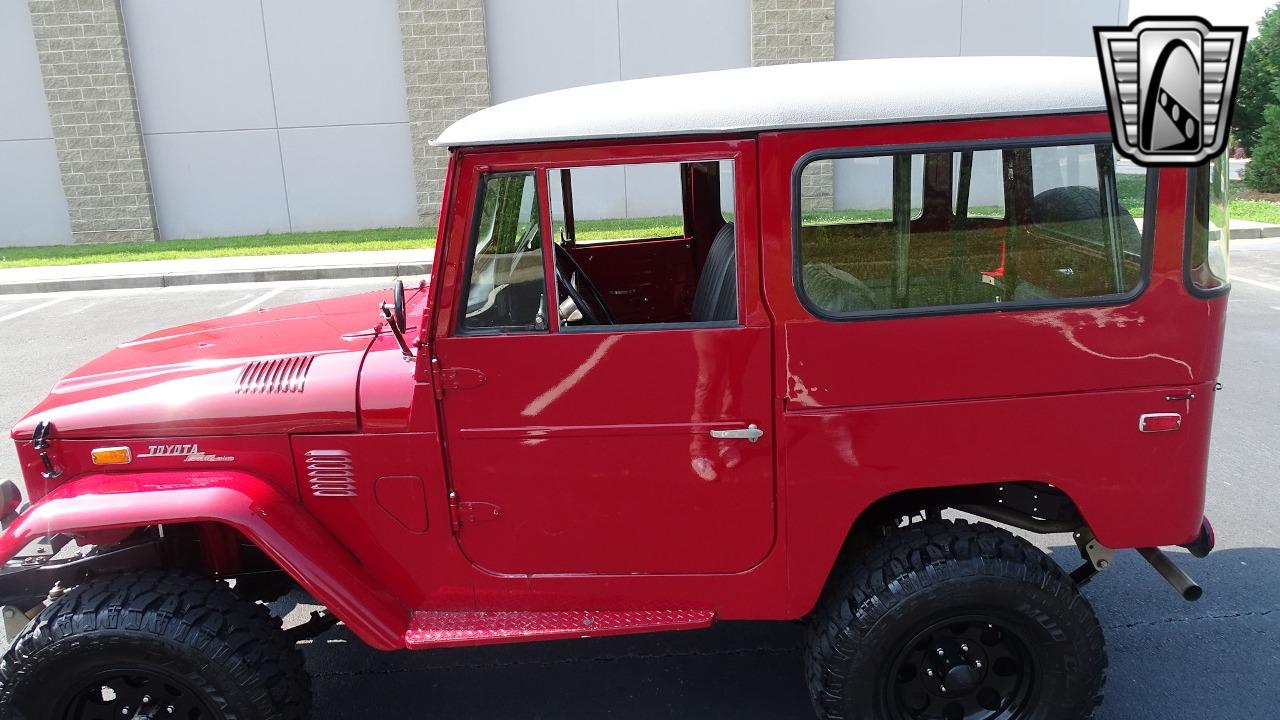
[
  {"xmin": 430, "ymin": 356, "xmax": 445, "ymax": 400},
  {"xmin": 439, "ymin": 367, "xmax": 487, "ymax": 391},
  {"xmin": 432, "ymin": 364, "xmax": 486, "ymax": 398},
  {"xmin": 448, "ymin": 490, "xmax": 502, "ymax": 532}
]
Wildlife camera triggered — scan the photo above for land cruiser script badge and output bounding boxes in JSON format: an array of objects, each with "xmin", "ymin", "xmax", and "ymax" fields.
[
  {"xmin": 1094, "ymin": 16, "xmax": 1245, "ymax": 166},
  {"xmin": 137, "ymin": 444, "xmax": 234, "ymax": 463}
]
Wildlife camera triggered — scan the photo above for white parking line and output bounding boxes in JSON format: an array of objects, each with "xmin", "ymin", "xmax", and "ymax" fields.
[
  {"xmin": 0, "ymin": 297, "xmax": 64, "ymax": 324},
  {"xmin": 1231, "ymin": 275, "xmax": 1280, "ymax": 293},
  {"xmin": 226, "ymin": 288, "xmax": 284, "ymax": 316},
  {"xmin": 215, "ymin": 292, "xmax": 257, "ymax": 309}
]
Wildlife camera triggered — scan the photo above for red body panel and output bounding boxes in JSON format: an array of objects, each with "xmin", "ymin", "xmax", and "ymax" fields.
[
  {"xmin": 12, "ymin": 292, "xmax": 386, "ymax": 440},
  {"xmin": 0, "ymin": 471, "xmax": 407, "ymax": 649},
  {"xmin": 0, "ymin": 112, "xmax": 1229, "ymax": 647}
]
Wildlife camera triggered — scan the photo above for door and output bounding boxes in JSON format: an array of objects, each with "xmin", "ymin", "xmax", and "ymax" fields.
[{"xmin": 431, "ymin": 140, "xmax": 775, "ymax": 575}]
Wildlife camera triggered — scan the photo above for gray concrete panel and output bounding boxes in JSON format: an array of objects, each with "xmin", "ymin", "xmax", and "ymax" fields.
[
  {"xmin": 835, "ymin": 0, "xmax": 961, "ymax": 59},
  {"xmin": 0, "ymin": 139, "xmax": 73, "ymax": 245},
  {"xmin": 617, "ymin": 0, "xmax": 749, "ymax": 80},
  {"xmin": 278, "ymin": 123, "xmax": 418, "ymax": 232},
  {"xmin": 121, "ymin": 0, "xmax": 277, "ymax": 134},
  {"xmin": 262, "ymin": 0, "xmax": 410, "ymax": 127},
  {"xmin": 146, "ymin": 130, "xmax": 291, "ymax": 239},
  {"xmin": 961, "ymin": 0, "xmax": 1122, "ymax": 56},
  {"xmin": 485, "ymin": 0, "xmax": 620, "ymax": 102},
  {"xmin": 621, "ymin": 162, "xmax": 685, "ymax": 218},
  {"xmin": 0, "ymin": 2, "xmax": 54, "ymax": 142},
  {"xmin": 549, "ymin": 165, "xmax": 628, "ymax": 223}
]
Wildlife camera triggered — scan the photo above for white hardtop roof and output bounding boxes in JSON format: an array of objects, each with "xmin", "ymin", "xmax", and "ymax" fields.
[{"xmin": 434, "ymin": 56, "xmax": 1108, "ymax": 148}]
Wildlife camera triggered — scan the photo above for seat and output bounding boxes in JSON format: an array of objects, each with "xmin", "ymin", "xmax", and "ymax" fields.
[{"xmin": 691, "ymin": 223, "xmax": 737, "ymax": 322}]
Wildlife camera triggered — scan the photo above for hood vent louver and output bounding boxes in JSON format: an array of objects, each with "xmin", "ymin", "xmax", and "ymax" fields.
[{"xmin": 236, "ymin": 355, "xmax": 316, "ymax": 394}]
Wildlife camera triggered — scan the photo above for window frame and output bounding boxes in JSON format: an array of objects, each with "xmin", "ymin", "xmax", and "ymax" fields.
[
  {"xmin": 1184, "ymin": 162, "xmax": 1231, "ymax": 299},
  {"xmin": 455, "ymin": 169, "xmax": 550, "ymax": 337},
  {"xmin": 447, "ymin": 139, "xmax": 754, "ymax": 338},
  {"xmin": 790, "ymin": 133, "xmax": 1159, "ymax": 322}
]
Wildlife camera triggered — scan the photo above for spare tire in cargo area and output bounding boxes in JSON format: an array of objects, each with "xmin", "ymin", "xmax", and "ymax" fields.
[{"xmin": 1030, "ymin": 185, "xmax": 1143, "ymax": 255}]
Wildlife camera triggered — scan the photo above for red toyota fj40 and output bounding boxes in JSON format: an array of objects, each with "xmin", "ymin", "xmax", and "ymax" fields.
[{"xmin": 0, "ymin": 57, "xmax": 1228, "ymax": 720}]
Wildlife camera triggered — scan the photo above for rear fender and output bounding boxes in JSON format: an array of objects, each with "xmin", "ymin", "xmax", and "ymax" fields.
[{"xmin": 0, "ymin": 471, "xmax": 408, "ymax": 650}]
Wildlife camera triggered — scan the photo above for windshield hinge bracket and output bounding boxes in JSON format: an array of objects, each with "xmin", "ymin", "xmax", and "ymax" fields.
[{"xmin": 448, "ymin": 491, "xmax": 502, "ymax": 532}]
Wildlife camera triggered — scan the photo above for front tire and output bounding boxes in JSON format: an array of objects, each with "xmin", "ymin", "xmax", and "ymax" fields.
[
  {"xmin": 0, "ymin": 570, "xmax": 311, "ymax": 720},
  {"xmin": 806, "ymin": 519, "xmax": 1105, "ymax": 720}
]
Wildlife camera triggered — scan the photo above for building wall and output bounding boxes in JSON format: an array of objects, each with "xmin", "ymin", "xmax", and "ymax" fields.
[
  {"xmin": 830, "ymin": 0, "xmax": 1129, "ymax": 211},
  {"xmin": 0, "ymin": 0, "xmax": 1137, "ymax": 244},
  {"xmin": 0, "ymin": 2, "xmax": 72, "ymax": 246},
  {"xmin": 484, "ymin": 0, "xmax": 751, "ymax": 220},
  {"xmin": 28, "ymin": 0, "xmax": 155, "ymax": 244},
  {"xmin": 121, "ymin": 0, "xmax": 418, "ymax": 239},
  {"xmin": 399, "ymin": 0, "xmax": 490, "ymax": 225},
  {"xmin": 753, "ymin": 0, "xmax": 836, "ymax": 211}
]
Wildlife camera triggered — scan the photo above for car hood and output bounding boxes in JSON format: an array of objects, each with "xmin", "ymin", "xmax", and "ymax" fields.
[{"xmin": 12, "ymin": 290, "xmax": 390, "ymax": 440}]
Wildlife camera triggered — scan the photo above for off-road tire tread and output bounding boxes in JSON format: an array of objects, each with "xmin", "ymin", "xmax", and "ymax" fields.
[
  {"xmin": 804, "ymin": 518, "xmax": 1107, "ymax": 720},
  {"xmin": 0, "ymin": 569, "xmax": 310, "ymax": 720}
]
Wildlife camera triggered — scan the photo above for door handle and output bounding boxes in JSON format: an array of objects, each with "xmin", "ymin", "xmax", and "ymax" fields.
[{"xmin": 709, "ymin": 424, "xmax": 764, "ymax": 443}]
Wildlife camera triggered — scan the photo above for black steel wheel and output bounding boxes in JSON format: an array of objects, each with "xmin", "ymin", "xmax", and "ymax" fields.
[
  {"xmin": 60, "ymin": 667, "xmax": 215, "ymax": 720},
  {"xmin": 0, "ymin": 570, "xmax": 310, "ymax": 720},
  {"xmin": 806, "ymin": 519, "xmax": 1105, "ymax": 720},
  {"xmin": 884, "ymin": 616, "xmax": 1036, "ymax": 720}
]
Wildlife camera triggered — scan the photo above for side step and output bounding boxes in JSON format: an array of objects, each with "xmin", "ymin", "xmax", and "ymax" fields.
[{"xmin": 405, "ymin": 609, "xmax": 715, "ymax": 649}]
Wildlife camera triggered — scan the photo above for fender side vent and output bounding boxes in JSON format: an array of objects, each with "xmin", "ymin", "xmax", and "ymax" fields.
[
  {"xmin": 306, "ymin": 449, "xmax": 356, "ymax": 497},
  {"xmin": 237, "ymin": 355, "xmax": 315, "ymax": 394}
]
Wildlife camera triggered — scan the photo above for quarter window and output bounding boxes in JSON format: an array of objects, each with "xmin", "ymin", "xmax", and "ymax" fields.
[
  {"xmin": 1187, "ymin": 156, "xmax": 1230, "ymax": 293},
  {"xmin": 459, "ymin": 172, "xmax": 547, "ymax": 333},
  {"xmin": 796, "ymin": 142, "xmax": 1148, "ymax": 316}
]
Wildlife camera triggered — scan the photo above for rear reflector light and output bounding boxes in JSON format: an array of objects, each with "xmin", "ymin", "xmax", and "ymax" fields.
[
  {"xmin": 91, "ymin": 447, "xmax": 132, "ymax": 465},
  {"xmin": 1138, "ymin": 413, "xmax": 1182, "ymax": 432}
]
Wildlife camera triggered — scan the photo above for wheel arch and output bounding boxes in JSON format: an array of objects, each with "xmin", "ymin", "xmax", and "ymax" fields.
[
  {"xmin": 803, "ymin": 481, "xmax": 1088, "ymax": 617},
  {"xmin": 0, "ymin": 471, "xmax": 407, "ymax": 650}
]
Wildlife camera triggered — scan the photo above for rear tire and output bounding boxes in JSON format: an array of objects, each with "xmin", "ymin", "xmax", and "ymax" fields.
[
  {"xmin": 805, "ymin": 519, "xmax": 1105, "ymax": 720},
  {"xmin": 0, "ymin": 570, "xmax": 311, "ymax": 720}
]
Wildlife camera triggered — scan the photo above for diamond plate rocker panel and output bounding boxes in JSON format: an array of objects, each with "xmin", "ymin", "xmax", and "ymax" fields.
[{"xmin": 404, "ymin": 609, "xmax": 716, "ymax": 649}]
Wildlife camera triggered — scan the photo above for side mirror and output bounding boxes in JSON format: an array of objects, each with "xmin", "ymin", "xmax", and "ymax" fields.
[
  {"xmin": 380, "ymin": 279, "xmax": 413, "ymax": 359},
  {"xmin": 392, "ymin": 279, "xmax": 407, "ymax": 332}
]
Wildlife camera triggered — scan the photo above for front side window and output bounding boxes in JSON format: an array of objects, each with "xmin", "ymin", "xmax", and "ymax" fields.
[
  {"xmin": 459, "ymin": 172, "xmax": 547, "ymax": 333},
  {"xmin": 796, "ymin": 141, "xmax": 1149, "ymax": 316},
  {"xmin": 1187, "ymin": 156, "xmax": 1230, "ymax": 294},
  {"xmin": 546, "ymin": 160, "xmax": 738, "ymax": 328}
]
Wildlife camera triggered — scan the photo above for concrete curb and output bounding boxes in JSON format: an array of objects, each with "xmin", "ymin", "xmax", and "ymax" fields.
[
  {"xmin": 0, "ymin": 261, "xmax": 433, "ymax": 295},
  {"xmin": 1230, "ymin": 225, "xmax": 1280, "ymax": 241}
]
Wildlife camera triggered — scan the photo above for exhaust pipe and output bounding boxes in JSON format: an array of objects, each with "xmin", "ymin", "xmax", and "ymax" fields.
[{"xmin": 1137, "ymin": 547, "xmax": 1203, "ymax": 601}]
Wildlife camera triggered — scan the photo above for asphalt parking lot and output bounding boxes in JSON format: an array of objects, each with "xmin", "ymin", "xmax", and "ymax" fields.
[{"xmin": 0, "ymin": 243, "xmax": 1277, "ymax": 718}]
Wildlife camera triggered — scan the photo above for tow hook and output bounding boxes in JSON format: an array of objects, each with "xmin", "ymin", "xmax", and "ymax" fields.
[{"xmin": 1137, "ymin": 547, "xmax": 1203, "ymax": 601}]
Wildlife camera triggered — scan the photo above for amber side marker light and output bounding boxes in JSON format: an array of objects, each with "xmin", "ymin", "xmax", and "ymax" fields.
[{"xmin": 91, "ymin": 447, "xmax": 132, "ymax": 465}]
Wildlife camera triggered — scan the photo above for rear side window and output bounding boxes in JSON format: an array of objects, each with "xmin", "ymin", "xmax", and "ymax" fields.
[
  {"xmin": 795, "ymin": 141, "xmax": 1149, "ymax": 317},
  {"xmin": 459, "ymin": 172, "xmax": 547, "ymax": 333},
  {"xmin": 1187, "ymin": 156, "xmax": 1230, "ymax": 294}
]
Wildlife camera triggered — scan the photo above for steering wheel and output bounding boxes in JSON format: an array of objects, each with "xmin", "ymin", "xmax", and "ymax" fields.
[
  {"xmin": 555, "ymin": 264, "xmax": 602, "ymax": 325},
  {"xmin": 553, "ymin": 244, "xmax": 615, "ymax": 325}
]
